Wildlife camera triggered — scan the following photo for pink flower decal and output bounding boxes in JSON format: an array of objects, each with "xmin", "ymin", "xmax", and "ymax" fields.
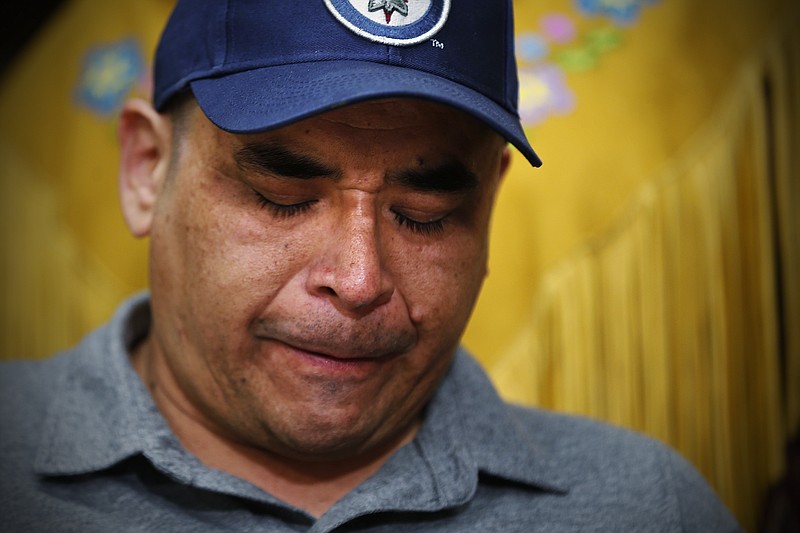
[{"xmin": 540, "ymin": 13, "xmax": 576, "ymax": 44}]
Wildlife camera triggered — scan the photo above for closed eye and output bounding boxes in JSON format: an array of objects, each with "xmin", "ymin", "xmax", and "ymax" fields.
[
  {"xmin": 392, "ymin": 210, "xmax": 447, "ymax": 235},
  {"xmin": 253, "ymin": 189, "xmax": 316, "ymax": 219}
]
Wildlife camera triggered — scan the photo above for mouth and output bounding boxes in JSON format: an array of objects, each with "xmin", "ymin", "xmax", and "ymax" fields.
[
  {"xmin": 250, "ymin": 317, "xmax": 417, "ymax": 377},
  {"xmin": 262, "ymin": 337, "xmax": 402, "ymax": 378},
  {"xmin": 285, "ymin": 338, "xmax": 398, "ymax": 360}
]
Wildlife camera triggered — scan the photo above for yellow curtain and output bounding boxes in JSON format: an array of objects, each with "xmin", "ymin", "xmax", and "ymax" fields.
[{"xmin": 490, "ymin": 15, "xmax": 799, "ymax": 530}]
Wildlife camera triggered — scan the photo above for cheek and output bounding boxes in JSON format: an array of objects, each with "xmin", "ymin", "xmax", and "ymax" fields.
[
  {"xmin": 204, "ymin": 183, "xmax": 306, "ymax": 277},
  {"xmin": 151, "ymin": 179, "xmax": 315, "ymax": 333},
  {"xmin": 394, "ymin": 229, "xmax": 489, "ymax": 338},
  {"xmin": 418, "ymin": 192, "xmax": 495, "ymax": 335}
]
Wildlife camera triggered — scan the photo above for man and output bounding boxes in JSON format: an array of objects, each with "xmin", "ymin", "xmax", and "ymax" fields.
[{"xmin": 0, "ymin": 0, "xmax": 740, "ymax": 531}]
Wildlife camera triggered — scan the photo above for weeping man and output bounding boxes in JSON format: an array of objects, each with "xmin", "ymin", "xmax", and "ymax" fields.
[{"xmin": 0, "ymin": 1, "xmax": 740, "ymax": 531}]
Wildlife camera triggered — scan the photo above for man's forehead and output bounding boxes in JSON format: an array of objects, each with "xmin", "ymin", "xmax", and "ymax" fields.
[{"xmin": 171, "ymin": 98, "xmax": 504, "ymax": 194}]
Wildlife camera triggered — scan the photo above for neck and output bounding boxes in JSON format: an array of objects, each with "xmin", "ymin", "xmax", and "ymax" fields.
[{"xmin": 131, "ymin": 338, "xmax": 418, "ymax": 518}]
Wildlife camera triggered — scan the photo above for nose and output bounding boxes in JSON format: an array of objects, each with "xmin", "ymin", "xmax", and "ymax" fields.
[{"xmin": 307, "ymin": 203, "xmax": 395, "ymax": 316}]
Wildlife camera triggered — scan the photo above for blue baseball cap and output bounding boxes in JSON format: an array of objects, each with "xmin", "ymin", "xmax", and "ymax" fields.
[{"xmin": 153, "ymin": 0, "xmax": 542, "ymax": 167}]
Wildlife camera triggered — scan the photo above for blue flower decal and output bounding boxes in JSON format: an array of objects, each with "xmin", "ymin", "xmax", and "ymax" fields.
[
  {"xmin": 517, "ymin": 32, "xmax": 550, "ymax": 63},
  {"xmin": 577, "ymin": 0, "xmax": 659, "ymax": 25},
  {"xmin": 75, "ymin": 38, "xmax": 144, "ymax": 116}
]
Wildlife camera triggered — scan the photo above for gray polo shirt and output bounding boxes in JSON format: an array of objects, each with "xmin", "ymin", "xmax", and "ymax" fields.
[{"xmin": 0, "ymin": 294, "xmax": 740, "ymax": 532}]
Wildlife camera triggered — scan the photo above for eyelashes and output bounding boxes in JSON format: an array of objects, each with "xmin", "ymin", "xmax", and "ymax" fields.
[
  {"xmin": 253, "ymin": 189, "xmax": 448, "ymax": 236},
  {"xmin": 392, "ymin": 211, "xmax": 446, "ymax": 235},
  {"xmin": 254, "ymin": 191, "xmax": 316, "ymax": 219}
]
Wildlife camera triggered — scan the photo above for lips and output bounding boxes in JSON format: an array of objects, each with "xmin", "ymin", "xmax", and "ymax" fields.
[
  {"xmin": 258, "ymin": 338, "xmax": 398, "ymax": 383},
  {"xmin": 287, "ymin": 340, "xmax": 390, "ymax": 362},
  {"xmin": 251, "ymin": 316, "xmax": 418, "ymax": 362},
  {"xmin": 272, "ymin": 337, "xmax": 399, "ymax": 361}
]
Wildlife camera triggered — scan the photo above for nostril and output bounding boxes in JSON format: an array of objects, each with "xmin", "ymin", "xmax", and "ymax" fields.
[{"xmin": 319, "ymin": 286, "xmax": 337, "ymax": 297}]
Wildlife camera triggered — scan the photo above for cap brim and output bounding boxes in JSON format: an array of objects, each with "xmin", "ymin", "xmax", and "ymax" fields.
[{"xmin": 190, "ymin": 60, "xmax": 542, "ymax": 167}]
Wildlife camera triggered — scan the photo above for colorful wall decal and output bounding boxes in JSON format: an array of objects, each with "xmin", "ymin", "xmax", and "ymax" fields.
[
  {"xmin": 516, "ymin": 0, "xmax": 659, "ymax": 127},
  {"xmin": 518, "ymin": 63, "xmax": 575, "ymax": 126}
]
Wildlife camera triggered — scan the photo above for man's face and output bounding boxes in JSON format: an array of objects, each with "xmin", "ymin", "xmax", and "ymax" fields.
[{"xmin": 144, "ymin": 98, "xmax": 507, "ymax": 461}]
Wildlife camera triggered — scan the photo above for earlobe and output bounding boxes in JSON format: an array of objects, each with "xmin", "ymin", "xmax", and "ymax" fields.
[{"xmin": 118, "ymin": 99, "xmax": 173, "ymax": 237}]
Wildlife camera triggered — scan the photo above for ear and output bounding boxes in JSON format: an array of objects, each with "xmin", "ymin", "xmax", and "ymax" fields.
[
  {"xmin": 117, "ymin": 99, "xmax": 173, "ymax": 237},
  {"xmin": 498, "ymin": 146, "xmax": 512, "ymax": 182}
]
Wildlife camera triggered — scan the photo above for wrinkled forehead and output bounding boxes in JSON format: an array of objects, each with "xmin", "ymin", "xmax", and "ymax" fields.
[{"xmin": 170, "ymin": 97, "xmax": 507, "ymax": 191}]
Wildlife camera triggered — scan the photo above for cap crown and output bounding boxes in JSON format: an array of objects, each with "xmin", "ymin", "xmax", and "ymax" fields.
[{"xmin": 154, "ymin": 0, "xmax": 519, "ymax": 117}]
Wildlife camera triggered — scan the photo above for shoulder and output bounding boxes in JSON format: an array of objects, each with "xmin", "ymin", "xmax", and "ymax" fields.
[
  {"xmin": 0, "ymin": 352, "xmax": 75, "ymax": 523},
  {"xmin": 439, "ymin": 353, "xmax": 741, "ymax": 530},
  {"xmin": 0, "ymin": 349, "xmax": 93, "ymax": 512},
  {"xmin": 505, "ymin": 403, "xmax": 668, "ymax": 467},
  {"xmin": 0, "ymin": 353, "xmax": 73, "ymax": 444},
  {"xmin": 502, "ymin": 404, "xmax": 741, "ymax": 531}
]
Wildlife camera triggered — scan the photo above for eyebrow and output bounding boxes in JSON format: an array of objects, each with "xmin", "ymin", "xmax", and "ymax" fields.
[
  {"xmin": 234, "ymin": 142, "xmax": 339, "ymax": 180},
  {"xmin": 388, "ymin": 162, "xmax": 479, "ymax": 193},
  {"xmin": 234, "ymin": 141, "xmax": 478, "ymax": 193}
]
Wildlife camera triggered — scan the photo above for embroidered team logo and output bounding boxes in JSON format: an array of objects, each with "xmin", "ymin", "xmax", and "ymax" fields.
[{"xmin": 324, "ymin": 0, "xmax": 450, "ymax": 46}]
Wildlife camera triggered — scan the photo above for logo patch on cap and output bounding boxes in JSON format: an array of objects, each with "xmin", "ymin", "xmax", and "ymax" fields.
[{"xmin": 324, "ymin": 0, "xmax": 450, "ymax": 46}]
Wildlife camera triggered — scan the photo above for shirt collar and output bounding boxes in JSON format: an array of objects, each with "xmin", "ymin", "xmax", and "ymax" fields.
[
  {"xmin": 316, "ymin": 349, "xmax": 570, "ymax": 530},
  {"xmin": 421, "ymin": 349, "xmax": 571, "ymax": 496}
]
